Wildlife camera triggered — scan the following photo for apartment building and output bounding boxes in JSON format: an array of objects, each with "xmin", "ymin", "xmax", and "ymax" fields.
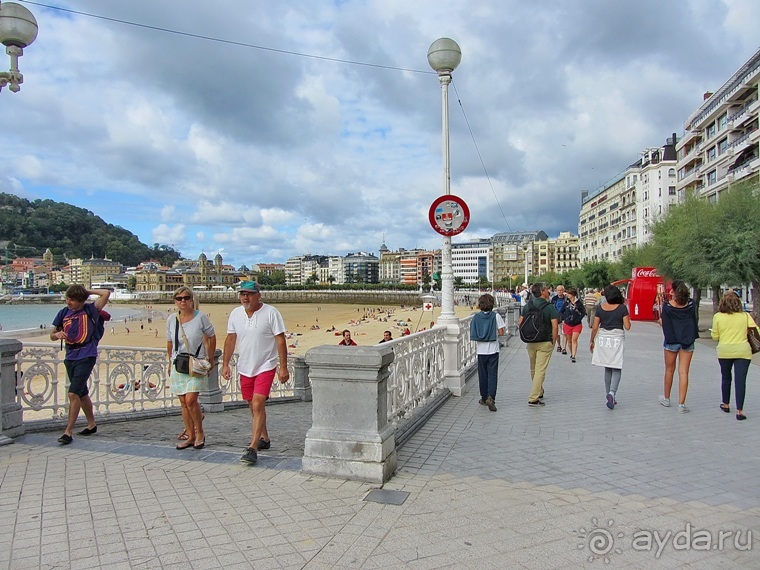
[
  {"xmin": 451, "ymin": 238, "xmax": 491, "ymax": 284},
  {"xmin": 578, "ymin": 136, "xmax": 678, "ymax": 262},
  {"xmin": 551, "ymin": 232, "xmax": 580, "ymax": 274},
  {"xmin": 676, "ymin": 48, "xmax": 760, "ymax": 202},
  {"xmin": 491, "ymin": 231, "xmax": 548, "ymax": 285}
]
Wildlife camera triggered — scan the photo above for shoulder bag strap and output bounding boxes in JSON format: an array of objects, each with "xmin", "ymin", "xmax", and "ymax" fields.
[{"xmin": 177, "ymin": 314, "xmax": 203, "ymax": 356}]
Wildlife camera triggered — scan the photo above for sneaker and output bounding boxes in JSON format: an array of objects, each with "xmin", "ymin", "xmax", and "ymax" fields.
[
  {"xmin": 528, "ymin": 400, "xmax": 545, "ymax": 407},
  {"xmin": 485, "ymin": 397, "xmax": 497, "ymax": 412},
  {"xmin": 240, "ymin": 447, "xmax": 258, "ymax": 464},
  {"xmin": 606, "ymin": 393, "xmax": 615, "ymax": 410},
  {"xmin": 258, "ymin": 438, "xmax": 271, "ymax": 450},
  {"xmin": 658, "ymin": 396, "xmax": 671, "ymax": 407},
  {"xmin": 677, "ymin": 404, "xmax": 689, "ymax": 414}
]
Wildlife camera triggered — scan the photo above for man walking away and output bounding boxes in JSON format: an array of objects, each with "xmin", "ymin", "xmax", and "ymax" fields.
[
  {"xmin": 584, "ymin": 289, "xmax": 598, "ymax": 327},
  {"xmin": 518, "ymin": 283, "xmax": 559, "ymax": 406},
  {"xmin": 470, "ymin": 294, "xmax": 506, "ymax": 412}
]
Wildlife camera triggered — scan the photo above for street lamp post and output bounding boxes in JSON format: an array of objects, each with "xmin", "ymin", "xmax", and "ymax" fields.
[
  {"xmin": 428, "ymin": 38, "xmax": 461, "ymax": 326},
  {"xmin": 522, "ymin": 242, "xmax": 530, "ymax": 288},
  {"xmin": 0, "ymin": 1, "xmax": 38, "ymax": 93}
]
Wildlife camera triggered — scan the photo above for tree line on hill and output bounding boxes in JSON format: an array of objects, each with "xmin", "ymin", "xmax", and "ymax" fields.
[{"xmin": 0, "ymin": 193, "xmax": 181, "ymax": 267}]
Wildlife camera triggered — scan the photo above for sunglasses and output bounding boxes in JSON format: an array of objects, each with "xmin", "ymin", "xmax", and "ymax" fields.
[{"xmin": 175, "ymin": 295, "xmax": 192, "ymax": 301}]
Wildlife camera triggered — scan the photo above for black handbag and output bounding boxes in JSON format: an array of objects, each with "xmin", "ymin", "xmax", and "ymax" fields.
[{"xmin": 173, "ymin": 317, "xmax": 198, "ymax": 374}]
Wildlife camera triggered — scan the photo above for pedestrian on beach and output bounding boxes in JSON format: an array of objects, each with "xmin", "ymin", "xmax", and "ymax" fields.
[
  {"xmin": 470, "ymin": 294, "xmax": 506, "ymax": 412},
  {"xmin": 589, "ymin": 284, "xmax": 631, "ymax": 410},
  {"xmin": 222, "ymin": 281, "xmax": 289, "ymax": 464},
  {"xmin": 711, "ymin": 291, "xmax": 757, "ymax": 420},
  {"xmin": 50, "ymin": 285, "xmax": 111, "ymax": 444},
  {"xmin": 167, "ymin": 286, "xmax": 215, "ymax": 450},
  {"xmin": 338, "ymin": 329, "xmax": 357, "ymax": 346},
  {"xmin": 658, "ymin": 280, "xmax": 698, "ymax": 413},
  {"xmin": 560, "ymin": 287, "xmax": 586, "ymax": 363},
  {"xmin": 518, "ymin": 283, "xmax": 559, "ymax": 407}
]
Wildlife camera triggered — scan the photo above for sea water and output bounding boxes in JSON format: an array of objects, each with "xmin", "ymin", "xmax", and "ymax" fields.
[{"xmin": 0, "ymin": 304, "xmax": 144, "ymax": 333}]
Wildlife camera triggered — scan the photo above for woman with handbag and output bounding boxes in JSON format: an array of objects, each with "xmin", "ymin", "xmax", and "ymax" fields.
[
  {"xmin": 658, "ymin": 280, "xmax": 699, "ymax": 413},
  {"xmin": 711, "ymin": 291, "xmax": 758, "ymax": 421},
  {"xmin": 167, "ymin": 287, "xmax": 216, "ymax": 448}
]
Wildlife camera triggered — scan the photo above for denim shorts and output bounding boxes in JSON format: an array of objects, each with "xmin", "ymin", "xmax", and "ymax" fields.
[{"xmin": 663, "ymin": 342, "xmax": 694, "ymax": 353}]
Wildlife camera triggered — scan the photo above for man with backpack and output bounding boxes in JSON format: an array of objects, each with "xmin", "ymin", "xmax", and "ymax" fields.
[
  {"xmin": 518, "ymin": 282, "xmax": 559, "ymax": 406},
  {"xmin": 51, "ymin": 285, "xmax": 111, "ymax": 444}
]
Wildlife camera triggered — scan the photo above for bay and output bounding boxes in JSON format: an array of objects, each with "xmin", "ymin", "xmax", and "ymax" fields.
[{"xmin": 0, "ymin": 304, "xmax": 144, "ymax": 333}]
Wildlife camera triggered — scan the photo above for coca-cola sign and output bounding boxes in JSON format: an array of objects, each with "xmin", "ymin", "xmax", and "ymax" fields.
[{"xmin": 633, "ymin": 267, "xmax": 659, "ymax": 279}]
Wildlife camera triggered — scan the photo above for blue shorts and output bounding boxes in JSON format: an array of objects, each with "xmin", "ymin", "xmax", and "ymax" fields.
[
  {"xmin": 64, "ymin": 357, "xmax": 96, "ymax": 397},
  {"xmin": 663, "ymin": 342, "xmax": 694, "ymax": 353}
]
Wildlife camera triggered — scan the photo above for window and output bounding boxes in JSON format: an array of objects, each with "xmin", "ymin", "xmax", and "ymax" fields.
[
  {"xmin": 706, "ymin": 123, "xmax": 716, "ymax": 138},
  {"xmin": 668, "ymin": 186, "xmax": 676, "ymax": 195},
  {"xmin": 718, "ymin": 138, "xmax": 728, "ymax": 155},
  {"xmin": 718, "ymin": 112, "xmax": 727, "ymax": 132},
  {"xmin": 707, "ymin": 170, "xmax": 717, "ymax": 185},
  {"xmin": 707, "ymin": 146, "xmax": 716, "ymax": 162},
  {"xmin": 668, "ymin": 168, "xmax": 676, "ymax": 177}
]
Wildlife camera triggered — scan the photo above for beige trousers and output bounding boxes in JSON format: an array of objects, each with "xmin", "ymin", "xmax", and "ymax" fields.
[{"xmin": 527, "ymin": 341, "xmax": 554, "ymax": 401}]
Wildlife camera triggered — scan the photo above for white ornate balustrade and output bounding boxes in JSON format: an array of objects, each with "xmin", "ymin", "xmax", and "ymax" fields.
[{"xmin": 16, "ymin": 343, "xmax": 298, "ymax": 419}]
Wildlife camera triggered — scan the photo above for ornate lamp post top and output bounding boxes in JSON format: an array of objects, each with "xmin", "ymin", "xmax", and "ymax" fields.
[
  {"xmin": 0, "ymin": 1, "xmax": 38, "ymax": 93},
  {"xmin": 427, "ymin": 38, "xmax": 461, "ymax": 75}
]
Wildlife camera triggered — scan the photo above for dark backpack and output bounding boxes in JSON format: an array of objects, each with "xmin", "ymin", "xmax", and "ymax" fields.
[
  {"xmin": 88, "ymin": 304, "xmax": 111, "ymax": 344},
  {"xmin": 519, "ymin": 300, "xmax": 552, "ymax": 343}
]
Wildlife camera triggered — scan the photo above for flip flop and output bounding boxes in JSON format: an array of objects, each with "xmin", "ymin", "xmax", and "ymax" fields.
[{"xmin": 176, "ymin": 440, "xmax": 194, "ymax": 450}]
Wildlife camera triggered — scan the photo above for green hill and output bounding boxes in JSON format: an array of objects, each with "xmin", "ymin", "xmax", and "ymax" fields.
[{"xmin": 0, "ymin": 193, "xmax": 181, "ymax": 267}]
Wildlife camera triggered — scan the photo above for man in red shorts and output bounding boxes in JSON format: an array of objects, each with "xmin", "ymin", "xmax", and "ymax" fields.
[{"xmin": 221, "ymin": 281, "xmax": 289, "ymax": 464}]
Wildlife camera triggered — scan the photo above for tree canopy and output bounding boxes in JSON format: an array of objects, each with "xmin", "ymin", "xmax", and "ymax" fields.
[{"xmin": 0, "ymin": 193, "xmax": 181, "ymax": 267}]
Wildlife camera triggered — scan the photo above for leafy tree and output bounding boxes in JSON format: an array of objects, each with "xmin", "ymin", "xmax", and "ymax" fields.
[{"xmin": 582, "ymin": 261, "xmax": 613, "ymax": 289}]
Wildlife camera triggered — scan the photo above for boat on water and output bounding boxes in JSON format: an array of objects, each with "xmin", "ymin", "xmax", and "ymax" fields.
[{"xmin": 90, "ymin": 281, "xmax": 139, "ymax": 301}]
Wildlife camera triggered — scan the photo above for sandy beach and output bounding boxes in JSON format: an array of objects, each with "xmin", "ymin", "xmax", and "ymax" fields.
[{"xmin": 91, "ymin": 300, "xmax": 476, "ymax": 357}]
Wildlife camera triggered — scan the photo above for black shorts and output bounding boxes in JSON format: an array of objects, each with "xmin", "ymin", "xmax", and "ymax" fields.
[{"xmin": 64, "ymin": 357, "xmax": 96, "ymax": 397}]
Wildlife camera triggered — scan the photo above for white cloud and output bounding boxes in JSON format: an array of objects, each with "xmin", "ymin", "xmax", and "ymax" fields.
[{"xmin": 2, "ymin": 0, "xmax": 757, "ymax": 267}]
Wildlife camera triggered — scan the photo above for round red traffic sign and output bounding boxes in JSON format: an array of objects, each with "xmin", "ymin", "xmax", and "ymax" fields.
[{"xmin": 429, "ymin": 194, "xmax": 470, "ymax": 236}]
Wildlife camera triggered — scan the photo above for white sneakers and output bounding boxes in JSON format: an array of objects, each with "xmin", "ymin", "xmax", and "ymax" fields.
[{"xmin": 658, "ymin": 396, "xmax": 670, "ymax": 407}]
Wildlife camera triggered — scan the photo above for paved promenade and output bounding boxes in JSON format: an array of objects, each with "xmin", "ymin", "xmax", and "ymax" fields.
[{"xmin": 2, "ymin": 318, "xmax": 758, "ymax": 568}]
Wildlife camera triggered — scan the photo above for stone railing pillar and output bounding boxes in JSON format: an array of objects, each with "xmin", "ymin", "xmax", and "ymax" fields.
[
  {"xmin": 303, "ymin": 345, "xmax": 396, "ymax": 483},
  {"xmin": 1, "ymin": 339, "xmax": 24, "ymax": 445},
  {"xmin": 442, "ymin": 323, "xmax": 467, "ymax": 396},
  {"xmin": 199, "ymin": 349, "xmax": 224, "ymax": 412},
  {"xmin": 292, "ymin": 357, "xmax": 311, "ymax": 401}
]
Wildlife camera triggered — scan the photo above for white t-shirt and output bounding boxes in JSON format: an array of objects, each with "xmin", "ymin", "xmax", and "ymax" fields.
[
  {"xmin": 519, "ymin": 289, "xmax": 529, "ymax": 307},
  {"xmin": 226, "ymin": 303, "xmax": 286, "ymax": 377},
  {"xmin": 476, "ymin": 312, "xmax": 506, "ymax": 355}
]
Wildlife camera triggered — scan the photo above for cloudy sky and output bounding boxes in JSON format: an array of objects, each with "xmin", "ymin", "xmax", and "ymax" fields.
[{"xmin": 2, "ymin": 0, "xmax": 758, "ymax": 268}]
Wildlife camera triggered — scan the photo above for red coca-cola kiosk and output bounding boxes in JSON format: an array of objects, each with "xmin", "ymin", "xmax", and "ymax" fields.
[{"xmin": 611, "ymin": 267, "xmax": 666, "ymax": 321}]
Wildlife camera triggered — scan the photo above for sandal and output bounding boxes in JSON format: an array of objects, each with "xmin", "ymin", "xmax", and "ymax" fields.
[
  {"xmin": 720, "ymin": 404, "xmax": 730, "ymax": 413},
  {"xmin": 176, "ymin": 440, "xmax": 194, "ymax": 450},
  {"xmin": 562, "ymin": 349, "xmax": 567, "ymax": 355},
  {"xmin": 177, "ymin": 429, "xmax": 190, "ymax": 440}
]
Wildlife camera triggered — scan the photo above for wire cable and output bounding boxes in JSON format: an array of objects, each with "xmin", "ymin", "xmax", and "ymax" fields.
[
  {"xmin": 452, "ymin": 80, "xmax": 512, "ymax": 233},
  {"xmin": 20, "ymin": 1, "xmax": 435, "ymax": 75}
]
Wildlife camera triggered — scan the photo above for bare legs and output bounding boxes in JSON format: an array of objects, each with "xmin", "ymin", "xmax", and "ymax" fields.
[
  {"xmin": 569, "ymin": 331, "xmax": 581, "ymax": 358},
  {"xmin": 249, "ymin": 394, "xmax": 269, "ymax": 449},
  {"xmin": 663, "ymin": 349, "xmax": 692, "ymax": 405},
  {"xmin": 64, "ymin": 393, "xmax": 95, "ymax": 437},
  {"xmin": 178, "ymin": 392, "xmax": 204, "ymax": 446}
]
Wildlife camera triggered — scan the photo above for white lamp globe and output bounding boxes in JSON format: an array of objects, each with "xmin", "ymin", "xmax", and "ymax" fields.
[
  {"xmin": 427, "ymin": 38, "xmax": 461, "ymax": 73},
  {"xmin": 0, "ymin": 2, "xmax": 38, "ymax": 48}
]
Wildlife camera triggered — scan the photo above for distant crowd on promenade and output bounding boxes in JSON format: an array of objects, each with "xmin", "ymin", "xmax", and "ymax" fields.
[{"xmin": 478, "ymin": 281, "xmax": 758, "ymax": 422}]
